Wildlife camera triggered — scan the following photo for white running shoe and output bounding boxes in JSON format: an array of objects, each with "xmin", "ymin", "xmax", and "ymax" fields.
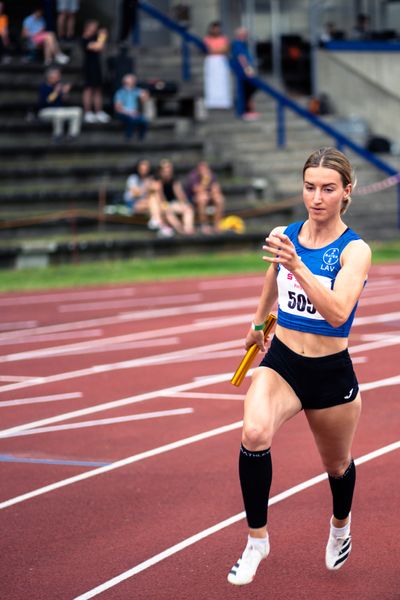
[
  {"xmin": 147, "ymin": 218, "xmax": 161, "ymax": 230},
  {"xmin": 325, "ymin": 530, "xmax": 352, "ymax": 570},
  {"xmin": 158, "ymin": 225, "xmax": 174, "ymax": 238},
  {"xmin": 227, "ymin": 536, "xmax": 270, "ymax": 585},
  {"xmin": 95, "ymin": 111, "xmax": 111, "ymax": 123},
  {"xmin": 55, "ymin": 53, "xmax": 70, "ymax": 64},
  {"xmin": 84, "ymin": 111, "xmax": 97, "ymax": 123}
]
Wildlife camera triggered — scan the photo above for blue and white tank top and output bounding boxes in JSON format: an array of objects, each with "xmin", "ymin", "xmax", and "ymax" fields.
[{"xmin": 277, "ymin": 221, "xmax": 362, "ymax": 338}]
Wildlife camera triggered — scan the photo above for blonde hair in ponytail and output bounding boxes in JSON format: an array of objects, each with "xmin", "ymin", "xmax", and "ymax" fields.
[{"xmin": 303, "ymin": 147, "xmax": 356, "ymax": 215}]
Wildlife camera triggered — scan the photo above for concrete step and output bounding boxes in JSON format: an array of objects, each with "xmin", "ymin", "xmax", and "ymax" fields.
[{"xmin": 0, "ymin": 160, "xmax": 232, "ymax": 181}]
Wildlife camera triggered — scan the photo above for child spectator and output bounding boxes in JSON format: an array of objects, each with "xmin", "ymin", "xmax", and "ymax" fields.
[
  {"xmin": 57, "ymin": 0, "xmax": 80, "ymax": 41},
  {"xmin": 22, "ymin": 7, "xmax": 69, "ymax": 65},
  {"xmin": 81, "ymin": 20, "xmax": 110, "ymax": 123},
  {"xmin": 185, "ymin": 161, "xmax": 225, "ymax": 234},
  {"xmin": 38, "ymin": 67, "xmax": 82, "ymax": 142},
  {"xmin": 114, "ymin": 73, "xmax": 149, "ymax": 140},
  {"xmin": 156, "ymin": 159, "xmax": 195, "ymax": 235},
  {"xmin": 123, "ymin": 159, "xmax": 174, "ymax": 237}
]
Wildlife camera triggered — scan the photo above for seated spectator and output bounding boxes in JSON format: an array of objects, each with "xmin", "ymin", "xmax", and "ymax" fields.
[
  {"xmin": 352, "ymin": 13, "xmax": 371, "ymax": 40},
  {"xmin": 57, "ymin": 0, "xmax": 80, "ymax": 41},
  {"xmin": 124, "ymin": 159, "xmax": 174, "ymax": 237},
  {"xmin": 38, "ymin": 67, "xmax": 82, "ymax": 142},
  {"xmin": 319, "ymin": 21, "xmax": 343, "ymax": 45},
  {"xmin": 22, "ymin": 7, "xmax": 69, "ymax": 65},
  {"xmin": 0, "ymin": 2, "xmax": 10, "ymax": 63},
  {"xmin": 81, "ymin": 20, "xmax": 110, "ymax": 123},
  {"xmin": 156, "ymin": 159, "xmax": 195, "ymax": 235},
  {"xmin": 185, "ymin": 161, "xmax": 225, "ymax": 234},
  {"xmin": 114, "ymin": 73, "xmax": 149, "ymax": 140}
]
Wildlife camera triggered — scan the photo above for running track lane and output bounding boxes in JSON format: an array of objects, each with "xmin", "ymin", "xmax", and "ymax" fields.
[{"xmin": 0, "ymin": 266, "xmax": 399, "ymax": 599}]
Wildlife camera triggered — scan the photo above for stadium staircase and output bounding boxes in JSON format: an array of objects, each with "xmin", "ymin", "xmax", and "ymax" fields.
[{"xmin": 0, "ymin": 28, "xmax": 399, "ymax": 268}]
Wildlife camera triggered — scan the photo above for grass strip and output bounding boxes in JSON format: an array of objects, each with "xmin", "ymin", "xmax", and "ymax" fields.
[{"xmin": 0, "ymin": 242, "xmax": 399, "ymax": 292}]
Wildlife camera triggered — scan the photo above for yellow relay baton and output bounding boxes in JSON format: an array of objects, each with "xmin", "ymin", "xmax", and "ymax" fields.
[{"xmin": 231, "ymin": 313, "xmax": 277, "ymax": 387}]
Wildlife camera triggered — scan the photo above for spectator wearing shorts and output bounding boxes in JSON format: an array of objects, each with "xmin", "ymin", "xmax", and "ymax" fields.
[
  {"xmin": 123, "ymin": 159, "xmax": 174, "ymax": 237},
  {"xmin": 22, "ymin": 7, "xmax": 69, "ymax": 66},
  {"xmin": 57, "ymin": 0, "xmax": 80, "ymax": 41},
  {"xmin": 156, "ymin": 159, "xmax": 195, "ymax": 235},
  {"xmin": 81, "ymin": 20, "xmax": 110, "ymax": 123},
  {"xmin": 185, "ymin": 161, "xmax": 225, "ymax": 234}
]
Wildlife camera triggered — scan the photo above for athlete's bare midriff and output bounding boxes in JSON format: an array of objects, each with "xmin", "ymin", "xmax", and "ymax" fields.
[{"xmin": 275, "ymin": 324, "xmax": 348, "ymax": 357}]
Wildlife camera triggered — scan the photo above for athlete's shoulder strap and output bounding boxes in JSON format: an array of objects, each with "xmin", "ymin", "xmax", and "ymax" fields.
[
  {"xmin": 338, "ymin": 227, "xmax": 362, "ymax": 249},
  {"xmin": 283, "ymin": 221, "xmax": 304, "ymax": 241}
]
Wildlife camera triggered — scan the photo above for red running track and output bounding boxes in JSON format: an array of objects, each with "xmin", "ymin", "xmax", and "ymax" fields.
[{"xmin": 0, "ymin": 264, "xmax": 399, "ymax": 600}]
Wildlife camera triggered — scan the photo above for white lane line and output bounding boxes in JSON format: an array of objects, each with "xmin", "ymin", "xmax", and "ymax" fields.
[
  {"xmin": 1, "ymin": 324, "xmax": 399, "ymax": 399},
  {"xmin": 0, "ymin": 288, "xmax": 137, "ymax": 307},
  {"xmin": 0, "ymin": 296, "xmax": 258, "ymax": 345},
  {"xmin": 0, "ymin": 374, "xmax": 399, "ymax": 511},
  {"xmin": 0, "ymin": 321, "xmax": 38, "ymax": 331},
  {"xmin": 57, "ymin": 338, "xmax": 180, "ymax": 357},
  {"xmin": 360, "ymin": 332, "xmax": 400, "ymax": 341},
  {"xmin": 349, "ymin": 336, "xmax": 400, "ymax": 354},
  {"xmin": 0, "ymin": 372, "xmax": 233, "ymax": 438},
  {"xmin": 164, "ymin": 392, "xmax": 245, "ymax": 401},
  {"xmin": 354, "ymin": 311, "xmax": 400, "ymax": 326},
  {"xmin": 4, "ymin": 408, "xmax": 194, "ymax": 437},
  {"xmin": 359, "ymin": 374, "xmax": 400, "ymax": 392},
  {"xmin": 198, "ymin": 277, "xmax": 264, "ymax": 290},
  {"xmin": 72, "ymin": 439, "xmax": 400, "ymax": 600},
  {"xmin": 0, "ymin": 392, "xmax": 82, "ymax": 408},
  {"xmin": 58, "ymin": 293, "xmax": 202, "ymax": 313},
  {"xmin": 0, "ymin": 375, "xmax": 36, "ymax": 383},
  {"xmin": 0, "ymin": 420, "xmax": 243, "ymax": 510},
  {"xmin": 0, "ymin": 313, "xmax": 252, "ymax": 365},
  {"xmin": 1, "ymin": 302, "xmax": 399, "ymax": 367},
  {"xmin": 0, "ymin": 337, "xmax": 243, "ymax": 394},
  {"xmin": 352, "ymin": 356, "xmax": 367, "ymax": 364},
  {"xmin": 0, "ymin": 329, "xmax": 103, "ymax": 347},
  {"xmin": 359, "ymin": 293, "xmax": 400, "ymax": 307}
]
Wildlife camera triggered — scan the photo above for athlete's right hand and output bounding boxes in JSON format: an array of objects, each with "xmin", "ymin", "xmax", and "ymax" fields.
[{"xmin": 245, "ymin": 328, "xmax": 265, "ymax": 353}]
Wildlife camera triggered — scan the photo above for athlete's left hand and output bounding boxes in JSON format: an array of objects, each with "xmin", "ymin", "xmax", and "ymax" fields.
[{"xmin": 262, "ymin": 232, "xmax": 301, "ymax": 272}]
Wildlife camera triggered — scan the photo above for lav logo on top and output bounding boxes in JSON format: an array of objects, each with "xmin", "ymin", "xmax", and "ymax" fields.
[{"xmin": 321, "ymin": 247, "xmax": 339, "ymax": 272}]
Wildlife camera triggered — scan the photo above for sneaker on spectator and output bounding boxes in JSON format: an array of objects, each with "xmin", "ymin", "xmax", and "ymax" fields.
[
  {"xmin": 84, "ymin": 111, "xmax": 97, "ymax": 123},
  {"xmin": 242, "ymin": 112, "xmax": 261, "ymax": 121},
  {"xmin": 158, "ymin": 225, "xmax": 174, "ymax": 238},
  {"xmin": 147, "ymin": 218, "xmax": 161, "ymax": 230},
  {"xmin": 55, "ymin": 53, "xmax": 70, "ymax": 65},
  {"xmin": 95, "ymin": 111, "xmax": 111, "ymax": 123}
]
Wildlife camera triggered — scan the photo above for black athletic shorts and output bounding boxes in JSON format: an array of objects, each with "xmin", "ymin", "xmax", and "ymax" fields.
[{"xmin": 259, "ymin": 335, "xmax": 359, "ymax": 410}]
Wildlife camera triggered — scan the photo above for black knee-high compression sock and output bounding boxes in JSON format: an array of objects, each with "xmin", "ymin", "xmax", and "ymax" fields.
[
  {"xmin": 239, "ymin": 444, "xmax": 272, "ymax": 529},
  {"xmin": 328, "ymin": 459, "xmax": 356, "ymax": 520}
]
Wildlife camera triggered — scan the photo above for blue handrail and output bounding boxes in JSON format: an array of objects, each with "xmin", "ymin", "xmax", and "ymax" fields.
[
  {"xmin": 249, "ymin": 76, "xmax": 398, "ymax": 176},
  {"xmin": 136, "ymin": 1, "xmax": 400, "ymax": 226},
  {"xmin": 137, "ymin": 1, "xmax": 207, "ymax": 80}
]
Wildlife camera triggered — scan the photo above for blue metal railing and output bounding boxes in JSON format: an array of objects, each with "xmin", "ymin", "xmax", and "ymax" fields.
[
  {"xmin": 137, "ymin": 1, "xmax": 207, "ymax": 81},
  {"xmin": 137, "ymin": 2, "xmax": 400, "ymax": 226}
]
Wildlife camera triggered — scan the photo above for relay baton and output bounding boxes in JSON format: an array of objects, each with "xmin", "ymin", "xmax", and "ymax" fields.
[{"xmin": 231, "ymin": 313, "xmax": 277, "ymax": 387}]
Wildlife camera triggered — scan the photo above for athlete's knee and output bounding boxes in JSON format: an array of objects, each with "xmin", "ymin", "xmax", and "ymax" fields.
[
  {"xmin": 325, "ymin": 456, "xmax": 352, "ymax": 478},
  {"xmin": 242, "ymin": 423, "xmax": 272, "ymax": 451}
]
